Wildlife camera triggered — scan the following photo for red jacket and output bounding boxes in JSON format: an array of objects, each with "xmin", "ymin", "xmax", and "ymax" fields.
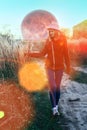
[{"xmin": 28, "ymin": 33, "xmax": 70, "ymax": 71}]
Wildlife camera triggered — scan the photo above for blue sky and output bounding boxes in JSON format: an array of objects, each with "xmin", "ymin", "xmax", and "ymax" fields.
[{"xmin": 0, "ymin": 0, "xmax": 87, "ymax": 37}]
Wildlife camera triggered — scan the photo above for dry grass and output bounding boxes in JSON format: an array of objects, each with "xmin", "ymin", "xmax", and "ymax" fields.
[
  {"xmin": 0, "ymin": 33, "xmax": 46, "ymax": 81},
  {"xmin": 0, "ymin": 33, "xmax": 24, "ymax": 81}
]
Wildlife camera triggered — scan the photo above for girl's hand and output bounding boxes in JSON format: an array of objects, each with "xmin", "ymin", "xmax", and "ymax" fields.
[
  {"xmin": 24, "ymin": 52, "xmax": 27, "ymax": 57},
  {"xmin": 24, "ymin": 50, "xmax": 30, "ymax": 58},
  {"xmin": 65, "ymin": 67, "xmax": 71, "ymax": 75}
]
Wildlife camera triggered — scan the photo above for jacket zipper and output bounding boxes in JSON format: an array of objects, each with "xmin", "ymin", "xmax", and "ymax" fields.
[{"xmin": 51, "ymin": 41, "xmax": 55, "ymax": 69}]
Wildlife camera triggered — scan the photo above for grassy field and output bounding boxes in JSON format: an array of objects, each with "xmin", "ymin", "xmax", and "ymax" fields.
[
  {"xmin": 0, "ymin": 61, "xmax": 87, "ymax": 130},
  {"xmin": 71, "ymin": 69, "xmax": 87, "ymax": 84},
  {"xmin": 24, "ymin": 90, "xmax": 63, "ymax": 130}
]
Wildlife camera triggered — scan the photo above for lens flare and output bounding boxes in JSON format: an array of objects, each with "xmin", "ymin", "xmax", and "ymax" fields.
[
  {"xmin": 18, "ymin": 62, "xmax": 47, "ymax": 92},
  {"xmin": 0, "ymin": 111, "xmax": 5, "ymax": 119}
]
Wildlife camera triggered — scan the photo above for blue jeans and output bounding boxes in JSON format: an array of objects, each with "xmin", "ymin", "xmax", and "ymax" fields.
[{"xmin": 46, "ymin": 68, "xmax": 63, "ymax": 108}]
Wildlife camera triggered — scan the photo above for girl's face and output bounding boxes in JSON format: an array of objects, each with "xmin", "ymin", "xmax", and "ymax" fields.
[
  {"xmin": 48, "ymin": 29, "xmax": 59, "ymax": 39},
  {"xmin": 49, "ymin": 29, "xmax": 55, "ymax": 38}
]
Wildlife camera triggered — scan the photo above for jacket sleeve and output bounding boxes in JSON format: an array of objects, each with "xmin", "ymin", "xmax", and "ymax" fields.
[
  {"xmin": 26, "ymin": 42, "xmax": 48, "ymax": 58},
  {"xmin": 63, "ymin": 38, "xmax": 70, "ymax": 70}
]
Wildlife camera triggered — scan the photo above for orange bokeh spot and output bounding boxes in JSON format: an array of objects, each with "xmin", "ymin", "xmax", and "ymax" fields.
[
  {"xmin": 18, "ymin": 62, "xmax": 47, "ymax": 92},
  {"xmin": 0, "ymin": 81, "xmax": 34, "ymax": 130}
]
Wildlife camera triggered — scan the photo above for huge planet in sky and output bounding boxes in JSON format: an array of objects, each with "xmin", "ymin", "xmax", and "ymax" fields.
[{"xmin": 21, "ymin": 10, "xmax": 59, "ymax": 41}]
